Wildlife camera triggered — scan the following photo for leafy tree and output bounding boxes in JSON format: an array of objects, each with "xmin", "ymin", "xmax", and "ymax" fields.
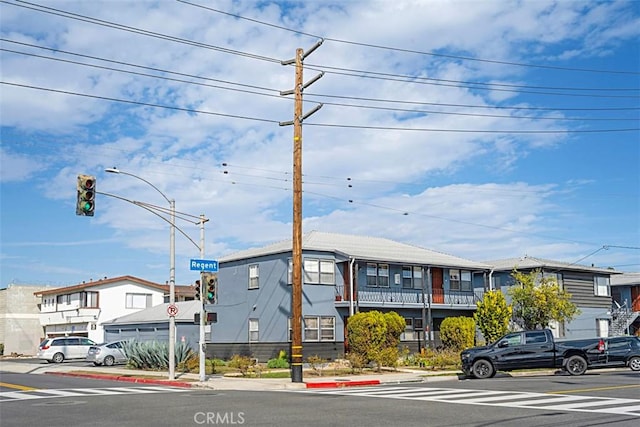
[
  {"xmin": 440, "ymin": 316, "xmax": 475, "ymax": 351},
  {"xmin": 508, "ymin": 269, "xmax": 580, "ymax": 330},
  {"xmin": 474, "ymin": 290, "xmax": 512, "ymax": 344},
  {"xmin": 347, "ymin": 310, "xmax": 405, "ymax": 371}
]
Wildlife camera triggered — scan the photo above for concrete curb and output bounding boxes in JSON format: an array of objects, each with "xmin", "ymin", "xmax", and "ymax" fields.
[
  {"xmin": 45, "ymin": 371, "xmax": 194, "ymax": 388},
  {"xmin": 305, "ymin": 379, "xmax": 381, "ymax": 388}
]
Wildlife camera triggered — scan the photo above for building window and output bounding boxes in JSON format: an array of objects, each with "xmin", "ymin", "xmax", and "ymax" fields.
[
  {"xmin": 303, "ymin": 316, "xmax": 335, "ymax": 341},
  {"xmin": 249, "ymin": 319, "xmax": 259, "ymax": 342},
  {"xmin": 461, "ymin": 270, "xmax": 472, "ymax": 291},
  {"xmin": 303, "ymin": 258, "xmax": 335, "ymax": 285},
  {"xmin": 450, "ymin": 269, "xmax": 472, "ymax": 291},
  {"xmin": 249, "ymin": 264, "xmax": 259, "ymax": 289},
  {"xmin": 596, "ymin": 318, "xmax": 609, "ymax": 337},
  {"xmin": 401, "ymin": 318, "xmax": 416, "ymax": 341},
  {"xmin": 594, "ymin": 276, "xmax": 610, "ymax": 297},
  {"xmin": 125, "ymin": 293, "xmax": 152, "ymax": 309},
  {"xmin": 56, "ymin": 294, "xmax": 70, "ymax": 304},
  {"xmin": 81, "ymin": 291, "xmax": 98, "ymax": 308},
  {"xmin": 402, "ymin": 266, "xmax": 423, "ymax": 289},
  {"xmin": 367, "ymin": 263, "xmax": 389, "ymax": 287}
]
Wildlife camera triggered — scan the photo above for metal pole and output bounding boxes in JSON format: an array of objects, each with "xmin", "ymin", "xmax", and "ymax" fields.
[
  {"xmin": 169, "ymin": 199, "xmax": 176, "ymax": 381},
  {"xmin": 199, "ymin": 215, "xmax": 206, "ymax": 382},
  {"xmin": 104, "ymin": 168, "xmax": 176, "ymax": 380}
]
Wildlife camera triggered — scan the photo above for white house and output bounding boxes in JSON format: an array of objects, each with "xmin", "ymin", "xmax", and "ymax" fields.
[{"xmin": 34, "ymin": 275, "xmax": 195, "ymax": 343}]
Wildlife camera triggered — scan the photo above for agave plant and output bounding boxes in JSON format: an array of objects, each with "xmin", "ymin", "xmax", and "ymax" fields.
[{"xmin": 122, "ymin": 340, "xmax": 194, "ymax": 370}]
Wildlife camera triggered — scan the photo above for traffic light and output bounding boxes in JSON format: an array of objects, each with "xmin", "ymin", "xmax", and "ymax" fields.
[
  {"xmin": 194, "ymin": 280, "xmax": 201, "ymax": 301},
  {"xmin": 76, "ymin": 174, "xmax": 96, "ymax": 216},
  {"xmin": 203, "ymin": 273, "xmax": 217, "ymax": 304}
]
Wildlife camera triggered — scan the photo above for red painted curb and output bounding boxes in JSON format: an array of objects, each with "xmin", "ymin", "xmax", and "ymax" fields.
[
  {"xmin": 305, "ymin": 379, "xmax": 380, "ymax": 388},
  {"xmin": 45, "ymin": 371, "xmax": 193, "ymax": 388}
]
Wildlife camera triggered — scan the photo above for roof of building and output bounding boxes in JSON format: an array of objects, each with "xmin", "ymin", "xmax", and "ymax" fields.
[
  {"xmin": 33, "ymin": 275, "xmax": 192, "ymax": 296},
  {"xmin": 484, "ymin": 256, "xmax": 621, "ymax": 275},
  {"xmin": 220, "ymin": 230, "xmax": 490, "ymax": 270},
  {"xmin": 611, "ymin": 272, "xmax": 640, "ymax": 286},
  {"xmin": 102, "ymin": 300, "xmax": 201, "ymax": 325}
]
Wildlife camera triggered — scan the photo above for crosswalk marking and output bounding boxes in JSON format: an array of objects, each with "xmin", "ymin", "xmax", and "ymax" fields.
[
  {"xmin": 0, "ymin": 386, "xmax": 190, "ymax": 402},
  {"xmin": 296, "ymin": 386, "xmax": 640, "ymax": 417}
]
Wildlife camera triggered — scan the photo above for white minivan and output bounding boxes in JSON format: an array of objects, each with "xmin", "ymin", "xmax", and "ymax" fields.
[{"xmin": 37, "ymin": 336, "xmax": 97, "ymax": 363}]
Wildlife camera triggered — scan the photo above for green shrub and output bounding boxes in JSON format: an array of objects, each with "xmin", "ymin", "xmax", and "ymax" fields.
[
  {"xmin": 0, "ymin": 343, "xmax": 4, "ymax": 356},
  {"xmin": 440, "ymin": 316, "xmax": 475, "ymax": 351},
  {"xmin": 267, "ymin": 355, "xmax": 289, "ymax": 369}
]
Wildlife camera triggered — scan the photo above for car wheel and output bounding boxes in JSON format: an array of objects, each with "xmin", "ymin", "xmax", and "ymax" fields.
[
  {"xmin": 104, "ymin": 356, "xmax": 115, "ymax": 367},
  {"xmin": 52, "ymin": 352, "xmax": 65, "ymax": 364},
  {"xmin": 472, "ymin": 359, "xmax": 495, "ymax": 379},
  {"xmin": 628, "ymin": 356, "xmax": 640, "ymax": 372},
  {"xmin": 565, "ymin": 355, "xmax": 587, "ymax": 376}
]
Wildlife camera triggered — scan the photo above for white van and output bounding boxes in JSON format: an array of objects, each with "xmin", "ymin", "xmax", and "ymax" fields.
[{"xmin": 37, "ymin": 336, "xmax": 97, "ymax": 363}]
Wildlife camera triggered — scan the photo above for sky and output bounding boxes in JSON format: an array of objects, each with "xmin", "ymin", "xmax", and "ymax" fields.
[{"xmin": 1, "ymin": 0, "xmax": 639, "ymax": 288}]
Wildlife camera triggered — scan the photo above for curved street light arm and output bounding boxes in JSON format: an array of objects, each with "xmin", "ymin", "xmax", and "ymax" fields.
[{"xmin": 97, "ymin": 191, "xmax": 201, "ymax": 251}]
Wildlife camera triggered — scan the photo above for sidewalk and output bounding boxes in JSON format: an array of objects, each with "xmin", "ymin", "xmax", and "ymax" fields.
[{"xmin": 0, "ymin": 359, "xmax": 461, "ymax": 390}]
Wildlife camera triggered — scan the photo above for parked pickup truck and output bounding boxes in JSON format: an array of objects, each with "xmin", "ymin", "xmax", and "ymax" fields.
[{"xmin": 461, "ymin": 330, "xmax": 640, "ymax": 379}]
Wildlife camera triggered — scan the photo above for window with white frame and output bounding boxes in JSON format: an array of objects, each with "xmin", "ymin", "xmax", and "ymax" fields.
[
  {"xmin": 461, "ymin": 270, "xmax": 472, "ymax": 291},
  {"xmin": 303, "ymin": 258, "xmax": 335, "ymax": 285},
  {"xmin": 450, "ymin": 269, "xmax": 460, "ymax": 291},
  {"xmin": 594, "ymin": 276, "xmax": 610, "ymax": 297},
  {"xmin": 249, "ymin": 318, "xmax": 259, "ymax": 342},
  {"xmin": 450, "ymin": 269, "xmax": 472, "ymax": 291},
  {"xmin": 81, "ymin": 291, "xmax": 98, "ymax": 308},
  {"xmin": 303, "ymin": 316, "xmax": 335, "ymax": 341},
  {"xmin": 248, "ymin": 264, "xmax": 259, "ymax": 289},
  {"xmin": 596, "ymin": 318, "xmax": 609, "ymax": 337},
  {"xmin": 402, "ymin": 266, "xmax": 423, "ymax": 289},
  {"xmin": 367, "ymin": 263, "xmax": 389, "ymax": 287},
  {"xmin": 125, "ymin": 293, "xmax": 152, "ymax": 309}
]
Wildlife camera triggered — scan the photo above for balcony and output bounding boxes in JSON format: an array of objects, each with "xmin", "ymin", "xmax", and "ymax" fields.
[
  {"xmin": 335, "ymin": 285, "xmax": 483, "ymax": 308},
  {"xmin": 39, "ymin": 308, "xmax": 101, "ymax": 326}
]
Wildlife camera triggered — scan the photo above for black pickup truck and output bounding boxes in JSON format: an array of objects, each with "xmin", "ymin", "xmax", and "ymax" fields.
[{"xmin": 460, "ymin": 330, "xmax": 640, "ymax": 379}]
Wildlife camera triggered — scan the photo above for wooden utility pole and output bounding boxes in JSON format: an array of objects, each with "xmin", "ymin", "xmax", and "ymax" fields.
[
  {"xmin": 280, "ymin": 41, "xmax": 323, "ymax": 383},
  {"xmin": 291, "ymin": 47, "xmax": 304, "ymax": 383}
]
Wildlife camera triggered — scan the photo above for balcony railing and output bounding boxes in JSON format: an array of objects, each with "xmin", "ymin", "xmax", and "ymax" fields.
[{"xmin": 335, "ymin": 285, "xmax": 483, "ymax": 306}]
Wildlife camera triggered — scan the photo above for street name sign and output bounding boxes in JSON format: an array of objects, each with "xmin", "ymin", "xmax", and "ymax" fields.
[{"xmin": 190, "ymin": 259, "xmax": 219, "ymax": 272}]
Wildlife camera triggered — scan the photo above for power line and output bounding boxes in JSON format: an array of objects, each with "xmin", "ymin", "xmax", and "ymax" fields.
[
  {"xmin": 304, "ymin": 65, "xmax": 640, "ymax": 98},
  {"xmin": 5, "ymin": 45, "xmax": 636, "ymax": 123},
  {"xmin": 0, "ymin": 81, "xmax": 281, "ymax": 124},
  {"xmin": 176, "ymin": 0, "xmax": 640, "ymax": 76},
  {"xmin": 3, "ymin": 81, "xmax": 637, "ymax": 134},
  {"xmin": 304, "ymin": 92, "xmax": 640, "ymax": 112},
  {"xmin": 5, "ymin": 0, "xmax": 282, "ymax": 64}
]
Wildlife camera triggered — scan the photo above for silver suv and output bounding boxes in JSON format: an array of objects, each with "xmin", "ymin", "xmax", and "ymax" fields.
[{"xmin": 37, "ymin": 336, "xmax": 97, "ymax": 363}]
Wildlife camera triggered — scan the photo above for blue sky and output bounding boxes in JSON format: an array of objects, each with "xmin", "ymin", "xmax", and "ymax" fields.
[{"xmin": 1, "ymin": 0, "xmax": 639, "ymax": 288}]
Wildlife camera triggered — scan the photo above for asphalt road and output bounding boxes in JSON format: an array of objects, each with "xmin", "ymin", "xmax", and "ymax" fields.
[{"xmin": 1, "ymin": 369, "xmax": 638, "ymax": 426}]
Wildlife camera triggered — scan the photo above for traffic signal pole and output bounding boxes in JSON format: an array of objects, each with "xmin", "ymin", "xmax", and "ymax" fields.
[{"xmin": 280, "ymin": 40, "xmax": 323, "ymax": 383}]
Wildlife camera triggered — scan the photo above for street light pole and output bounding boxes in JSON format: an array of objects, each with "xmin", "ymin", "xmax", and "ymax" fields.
[{"xmin": 105, "ymin": 167, "xmax": 177, "ymax": 381}]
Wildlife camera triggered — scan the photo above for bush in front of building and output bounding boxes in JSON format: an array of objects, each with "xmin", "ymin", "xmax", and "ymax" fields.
[
  {"xmin": 440, "ymin": 316, "xmax": 475, "ymax": 351},
  {"xmin": 346, "ymin": 310, "xmax": 405, "ymax": 372}
]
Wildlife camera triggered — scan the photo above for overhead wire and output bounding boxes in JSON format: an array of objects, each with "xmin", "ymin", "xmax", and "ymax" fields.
[
  {"xmin": 176, "ymin": 0, "xmax": 640, "ymax": 76},
  {"xmin": 3, "ymin": 43, "xmax": 636, "ymax": 123}
]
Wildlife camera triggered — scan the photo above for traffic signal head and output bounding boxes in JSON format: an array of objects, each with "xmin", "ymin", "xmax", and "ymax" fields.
[
  {"xmin": 194, "ymin": 280, "xmax": 201, "ymax": 300},
  {"xmin": 204, "ymin": 273, "xmax": 217, "ymax": 304},
  {"xmin": 76, "ymin": 174, "xmax": 96, "ymax": 216}
]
